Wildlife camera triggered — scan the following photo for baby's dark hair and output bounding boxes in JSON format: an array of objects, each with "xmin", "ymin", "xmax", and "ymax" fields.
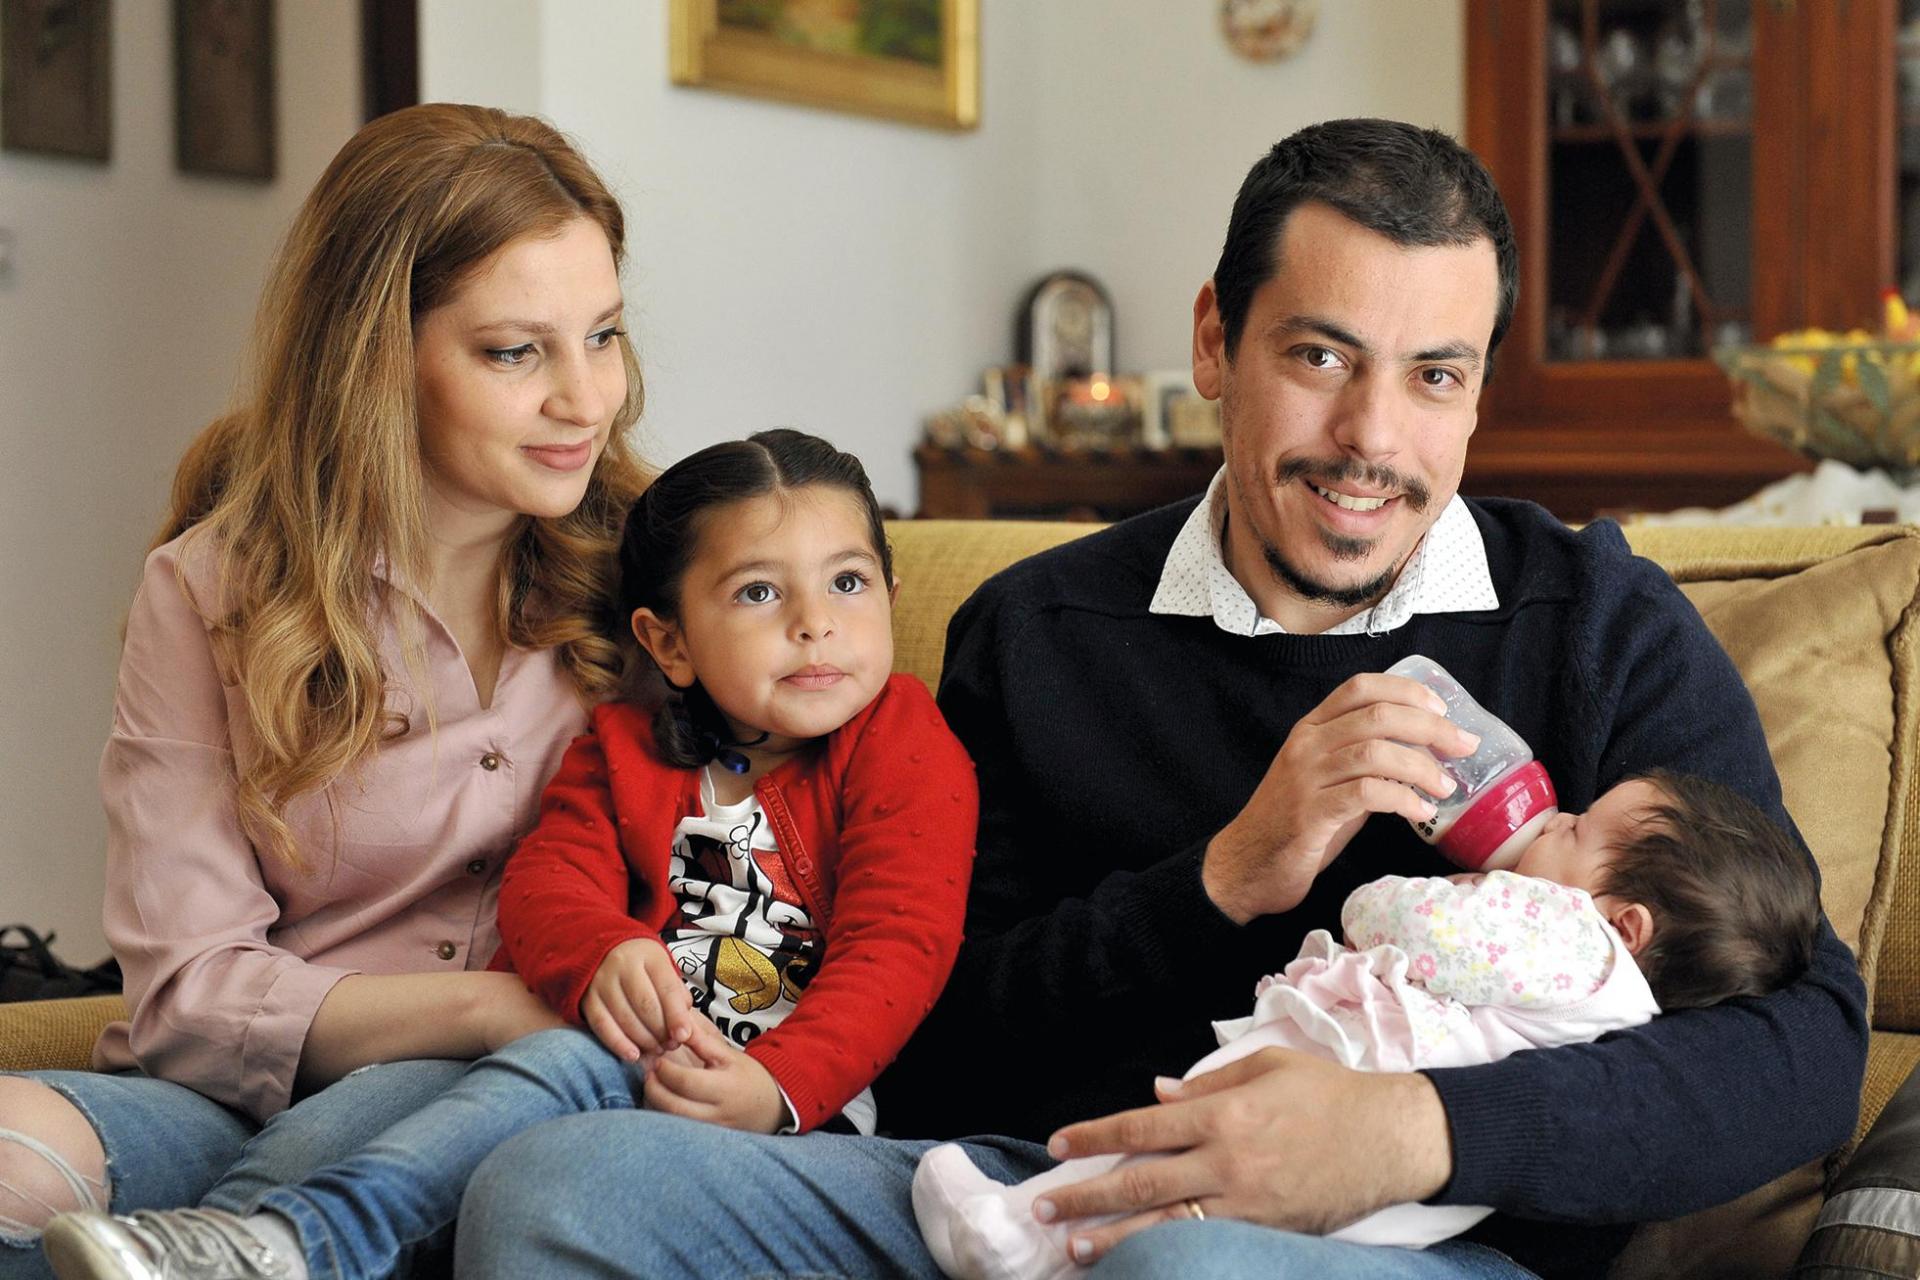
[
  {"xmin": 616, "ymin": 428, "xmax": 892, "ymax": 769},
  {"xmin": 1597, "ymin": 769, "xmax": 1820, "ymax": 1010}
]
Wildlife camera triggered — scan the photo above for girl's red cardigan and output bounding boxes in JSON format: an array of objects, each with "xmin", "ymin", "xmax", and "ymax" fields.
[{"xmin": 496, "ymin": 674, "xmax": 977, "ymax": 1131}]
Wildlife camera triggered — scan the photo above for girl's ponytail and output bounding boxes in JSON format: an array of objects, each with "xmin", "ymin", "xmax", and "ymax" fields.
[
  {"xmin": 651, "ymin": 681, "xmax": 703, "ymax": 770},
  {"xmin": 651, "ymin": 678, "xmax": 739, "ymax": 771}
]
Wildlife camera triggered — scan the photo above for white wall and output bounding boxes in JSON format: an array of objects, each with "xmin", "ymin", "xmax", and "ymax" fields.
[
  {"xmin": 1027, "ymin": 1, "xmax": 1466, "ymax": 376},
  {"xmin": 0, "ymin": 1, "xmax": 363, "ymax": 962},
  {"xmin": 421, "ymin": 0, "xmax": 543, "ymax": 118},
  {"xmin": 5, "ymin": 0, "xmax": 1462, "ymax": 964}
]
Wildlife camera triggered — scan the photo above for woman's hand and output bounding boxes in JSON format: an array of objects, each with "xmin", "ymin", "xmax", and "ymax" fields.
[
  {"xmin": 644, "ymin": 1015, "xmax": 787, "ymax": 1134},
  {"xmin": 581, "ymin": 937, "xmax": 694, "ymax": 1062},
  {"xmin": 478, "ymin": 974, "xmax": 568, "ymax": 1052},
  {"xmin": 298, "ymin": 970, "xmax": 566, "ymax": 1090}
]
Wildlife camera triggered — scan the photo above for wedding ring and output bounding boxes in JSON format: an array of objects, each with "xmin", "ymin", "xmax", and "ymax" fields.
[{"xmin": 1185, "ymin": 1199, "xmax": 1207, "ymax": 1222}]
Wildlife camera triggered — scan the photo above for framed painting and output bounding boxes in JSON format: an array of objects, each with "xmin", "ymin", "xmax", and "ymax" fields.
[
  {"xmin": 174, "ymin": 0, "xmax": 276, "ymax": 180},
  {"xmin": 0, "ymin": 0, "xmax": 112, "ymax": 162},
  {"xmin": 670, "ymin": 0, "xmax": 978, "ymax": 131}
]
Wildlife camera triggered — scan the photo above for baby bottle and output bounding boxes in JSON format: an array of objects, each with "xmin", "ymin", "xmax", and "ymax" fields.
[{"xmin": 1385, "ymin": 654, "xmax": 1558, "ymax": 872}]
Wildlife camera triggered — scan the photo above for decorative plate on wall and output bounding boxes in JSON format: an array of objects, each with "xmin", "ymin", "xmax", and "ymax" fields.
[{"xmin": 1220, "ymin": 0, "xmax": 1318, "ymax": 63}]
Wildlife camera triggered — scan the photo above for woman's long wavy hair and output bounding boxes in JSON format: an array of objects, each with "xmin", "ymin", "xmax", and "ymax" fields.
[{"xmin": 158, "ymin": 103, "xmax": 650, "ymax": 871}]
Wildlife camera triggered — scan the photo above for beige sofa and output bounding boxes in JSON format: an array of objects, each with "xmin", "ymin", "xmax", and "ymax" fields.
[{"xmin": 4, "ymin": 518, "xmax": 1918, "ymax": 1278}]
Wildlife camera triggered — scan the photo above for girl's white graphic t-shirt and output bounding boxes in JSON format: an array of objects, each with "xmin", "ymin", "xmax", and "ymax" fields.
[{"xmin": 661, "ymin": 766, "xmax": 876, "ymax": 1133}]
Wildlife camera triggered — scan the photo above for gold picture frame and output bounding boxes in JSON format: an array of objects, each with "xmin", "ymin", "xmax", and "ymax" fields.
[{"xmin": 670, "ymin": 0, "xmax": 978, "ymax": 132}]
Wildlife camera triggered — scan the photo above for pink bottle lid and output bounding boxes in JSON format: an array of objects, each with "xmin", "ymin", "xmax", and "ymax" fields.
[{"xmin": 1437, "ymin": 761, "xmax": 1558, "ymax": 871}]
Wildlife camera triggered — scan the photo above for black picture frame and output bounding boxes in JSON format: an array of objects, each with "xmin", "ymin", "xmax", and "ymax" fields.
[
  {"xmin": 1, "ymin": 0, "xmax": 112, "ymax": 162},
  {"xmin": 174, "ymin": 0, "xmax": 275, "ymax": 180},
  {"xmin": 359, "ymin": 0, "xmax": 416, "ymax": 121}
]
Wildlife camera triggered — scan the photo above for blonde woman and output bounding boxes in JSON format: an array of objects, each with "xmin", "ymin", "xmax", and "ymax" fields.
[{"xmin": 0, "ymin": 103, "xmax": 648, "ymax": 1279}]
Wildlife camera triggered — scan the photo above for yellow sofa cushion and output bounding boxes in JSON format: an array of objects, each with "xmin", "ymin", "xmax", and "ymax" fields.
[
  {"xmin": 888, "ymin": 520, "xmax": 1095, "ymax": 692},
  {"xmin": 0, "ymin": 994, "xmax": 123, "ymax": 1073},
  {"xmin": 1624, "ymin": 525, "xmax": 1920, "ymax": 1025}
]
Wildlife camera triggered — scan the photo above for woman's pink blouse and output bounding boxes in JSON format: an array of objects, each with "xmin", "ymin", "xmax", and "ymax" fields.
[{"xmin": 92, "ymin": 533, "xmax": 589, "ymax": 1122}]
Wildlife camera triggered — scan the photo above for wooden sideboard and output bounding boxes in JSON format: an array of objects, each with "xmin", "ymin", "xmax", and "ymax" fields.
[
  {"xmin": 915, "ymin": 435, "xmax": 1819, "ymax": 524},
  {"xmin": 914, "ymin": 443, "xmax": 1223, "ymax": 520}
]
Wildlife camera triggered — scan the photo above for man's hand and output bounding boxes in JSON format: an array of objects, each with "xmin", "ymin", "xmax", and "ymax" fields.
[
  {"xmin": 1034, "ymin": 1048, "xmax": 1453, "ymax": 1264},
  {"xmin": 1203, "ymin": 673, "xmax": 1478, "ymax": 923},
  {"xmin": 581, "ymin": 937, "xmax": 695, "ymax": 1062},
  {"xmin": 643, "ymin": 1014, "xmax": 787, "ymax": 1134}
]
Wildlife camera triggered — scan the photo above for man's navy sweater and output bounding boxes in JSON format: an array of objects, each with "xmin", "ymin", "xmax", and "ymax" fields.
[{"xmin": 877, "ymin": 496, "xmax": 1867, "ymax": 1278}]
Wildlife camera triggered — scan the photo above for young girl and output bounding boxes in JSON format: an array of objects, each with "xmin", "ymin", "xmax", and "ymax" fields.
[
  {"xmin": 42, "ymin": 430, "xmax": 977, "ymax": 1280},
  {"xmin": 913, "ymin": 771, "xmax": 1822, "ymax": 1278}
]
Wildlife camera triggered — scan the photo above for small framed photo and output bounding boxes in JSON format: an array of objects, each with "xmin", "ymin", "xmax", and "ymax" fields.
[
  {"xmin": 981, "ymin": 364, "xmax": 1025, "ymax": 419},
  {"xmin": 1, "ymin": 0, "xmax": 112, "ymax": 162},
  {"xmin": 1039, "ymin": 375, "xmax": 1143, "ymax": 451},
  {"xmin": 175, "ymin": 0, "xmax": 276, "ymax": 180},
  {"xmin": 981, "ymin": 364, "xmax": 1034, "ymax": 447},
  {"xmin": 1166, "ymin": 391, "xmax": 1223, "ymax": 448},
  {"xmin": 1140, "ymin": 370, "xmax": 1196, "ymax": 449}
]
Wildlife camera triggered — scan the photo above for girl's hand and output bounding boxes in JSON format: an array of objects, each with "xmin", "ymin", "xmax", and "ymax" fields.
[
  {"xmin": 644, "ymin": 1014, "xmax": 787, "ymax": 1134},
  {"xmin": 581, "ymin": 937, "xmax": 694, "ymax": 1062}
]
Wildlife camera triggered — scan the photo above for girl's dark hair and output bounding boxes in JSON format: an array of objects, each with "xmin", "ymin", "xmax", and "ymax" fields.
[
  {"xmin": 617, "ymin": 428, "xmax": 892, "ymax": 769},
  {"xmin": 1598, "ymin": 770, "xmax": 1821, "ymax": 1010}
]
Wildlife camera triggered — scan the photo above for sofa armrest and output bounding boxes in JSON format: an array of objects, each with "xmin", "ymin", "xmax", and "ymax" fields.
[
  {"xmin": 0, "ymin": 996, "xmax": 124, "ymax": 1073},
  {"xmin": 1795, "ymin": 1049, "xmax": 1920, "ymax": 1277}
]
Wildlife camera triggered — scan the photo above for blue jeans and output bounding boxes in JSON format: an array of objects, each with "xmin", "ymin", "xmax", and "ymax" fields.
[
  {"xmin": 257, "ymin": 1029, "xmax": 644, "ymax": 1280},
  {"xmin": 1090, "ymin": 1222, "xmax": 1536, "ymax": 1279},
  {"xmin": 453, "ymin": 1113, "xmax": 1542, "ymax": 1280},
  {"xmin": 0, "ymin": 1059, "xmax": 466, "ymax": 1280}
]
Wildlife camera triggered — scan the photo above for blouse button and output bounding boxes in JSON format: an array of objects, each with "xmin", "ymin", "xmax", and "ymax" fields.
[
  {"xmin": 479, "ymin": 752, "xmax": 502, "ymax": 771},
  {"xmin": 435, "ymin": 940, "xmax": 458, "ymax": 960},
  {"xmin": 465, "ymin": 858, "xmax": 487, "ymax": 876}
]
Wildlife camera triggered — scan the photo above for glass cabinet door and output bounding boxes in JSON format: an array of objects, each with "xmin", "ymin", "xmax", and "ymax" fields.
[
  {"xmin": 1544, "ymin": 0, "xmax": 1753, "ymax": 362},
  {"xmin": 1901, "ymin": 1, "xmax": 1920, "ymax": 301},
  {"xmin": 1465, "ymin": 0, "xmax": 1897, "ymax": 518}
]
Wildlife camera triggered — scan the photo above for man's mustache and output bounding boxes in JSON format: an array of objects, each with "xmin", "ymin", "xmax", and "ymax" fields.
[{"xmin": 1277, "ymin": 458, "xmax": 1431, "ymax": 512}]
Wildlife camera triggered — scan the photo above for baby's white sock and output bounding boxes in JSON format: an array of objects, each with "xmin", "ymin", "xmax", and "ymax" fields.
[
  {"xmin": 913, "ymin": 1143, "xmax": 1074, "ymax": 1280},
  {"xmin": 914, "ymin": 1144, "xmax": 989, "ymax": 1277}
]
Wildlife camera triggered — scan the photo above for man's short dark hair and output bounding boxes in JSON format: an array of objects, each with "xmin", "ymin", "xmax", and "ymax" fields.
[
  {"xmin": 1212, "ymin": 117, "xmax": 1518, "ymax": 369},
  {"xmin": 1597, "ymin": 770, "xmax": 1822, "ymax": 1011}
]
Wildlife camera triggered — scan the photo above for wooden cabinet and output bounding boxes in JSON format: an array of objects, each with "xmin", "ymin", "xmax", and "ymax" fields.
[
  {"xmin": 915, "ymin": 443, "xmax": 1222, "ymax": 520},
  {"xmin": 1464, "ymin": 0, "xmax": 1903, "ymax": 519}
]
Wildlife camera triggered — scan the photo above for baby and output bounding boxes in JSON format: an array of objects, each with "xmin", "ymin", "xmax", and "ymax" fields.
[{"xmin": 913, "ymin": 769, "xmax": 1821, "ymax": 1277}]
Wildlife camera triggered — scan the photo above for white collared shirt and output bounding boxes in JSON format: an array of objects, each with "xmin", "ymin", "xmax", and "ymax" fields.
[{"xmin": 1148, "ymin": 468, "xmax": 1499, "ymax": 636}]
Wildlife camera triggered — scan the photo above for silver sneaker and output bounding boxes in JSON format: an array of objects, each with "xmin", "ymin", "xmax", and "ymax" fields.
[{"xmin": 42, "ymin": 1207, "xmax": 290, "ymax": 1280}]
